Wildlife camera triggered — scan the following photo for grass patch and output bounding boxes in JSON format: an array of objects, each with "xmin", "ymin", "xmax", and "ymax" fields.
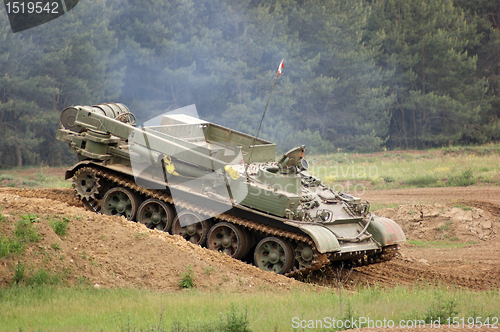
[
  {"xmin": 170, "ymin": 303, "xmax": 251, "ymax": 332},
  {"xmin": 0, "ymin": 214, "xmax": 42, "ymax": 258},
  {"xmin": 0, "ymin": 205, "xmax": 7, "ymax": 222},
  {"xmin": 0, "ymin": 173, "xmax": 15, "ymax": 181},
  {"xmin": 370, "ymin": 202, "xmax": 401, "ymax": 211},
  {"xmin": 49, "ymin": 216, "xmax": 69, "ymax": 237},
  {"xmin": 204, "ymin": 266, "xmax": 214, "ymax": 276},
  {"xmin": 0, "ymin": 285, "xmax": 498, "ymax": 331},
  {"xmin": 437, "ymin": 221, "xmax": 452, "ymax": 232},
  {"xmin": 12, "ymin": 261, "xmax": 26, "ymax": 284},
  {"xmin": 0, "ymin": 166, "xmax": 70, "ymax": 188},
  {"xmin": 454, "ymin": 204, "xmax": 472, "ymax": 211},
  {"xmin": 309, "ymin": 143, "xmax": 500, "ymax": 189},
  {"xmin": 423, "ymin": 298, "xmax": 458, "ymax": 323},
  {"xmin": 406, "ymin": 175, "xmax": 439, "ymax": 187},
  {"xmin": 9, "ymin": 262, "xmax": 64, "ymax": 286},
  {"xmin": 179, "ymin": 265, "xmax": 195, "ymax": 289},
  {"xmin": 407, "ymin": 240, "xmax": 477, "ymax": 249},
  {"xmin": 446, "ymin": 169, "xmax": 476, "ymax": 187},
  {"xmin": 384, "ymin": 176, "xmax": 395, "ymax": 183},
  {"xmin": 25, "ymin": 269, "xmax": 62, "ymax": 287},
  {"xmin": 0, "ymin": 236, "xmax": 23, "ymax": 257},
  {"xmin": 14, "ymin": 214, "xmax": 41, "ymax": 244}
]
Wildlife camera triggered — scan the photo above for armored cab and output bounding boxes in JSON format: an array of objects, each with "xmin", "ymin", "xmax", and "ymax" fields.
[{"xmin": 57, "ymin": 103, "xmax": 405, "ymax": 276}]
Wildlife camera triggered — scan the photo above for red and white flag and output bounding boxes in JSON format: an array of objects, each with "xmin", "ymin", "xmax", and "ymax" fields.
[{"xmin": 277, "ymin": 59, "xmax": 284, "ymax": 77}]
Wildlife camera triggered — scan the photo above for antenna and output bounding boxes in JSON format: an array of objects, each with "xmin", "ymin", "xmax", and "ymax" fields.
[{"xmin": 245, "ymin": 59, "xmax": 284, "ymax": 178}]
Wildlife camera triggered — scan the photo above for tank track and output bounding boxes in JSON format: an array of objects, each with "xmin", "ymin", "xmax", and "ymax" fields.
[
  {"xmin": 75, "ymin": 166, "xmax": 330, "ymax": 277},
  {"xmin": 74, "ymin": 166, "xmax": 399, "ymax": 278}
]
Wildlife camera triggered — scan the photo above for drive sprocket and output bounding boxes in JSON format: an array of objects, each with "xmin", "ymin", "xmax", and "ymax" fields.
[{"xmin": 72, "ymin": 168, "xmax": 101, "ymax": 200}]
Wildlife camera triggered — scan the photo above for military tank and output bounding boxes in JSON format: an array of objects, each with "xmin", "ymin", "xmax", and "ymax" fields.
[{"xmin": 56, "ymin": 102, "xmax": 405, "ymax": 277}]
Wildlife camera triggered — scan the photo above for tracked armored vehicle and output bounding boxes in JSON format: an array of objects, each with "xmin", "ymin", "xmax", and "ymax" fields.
[{"xmin": 57, "ymin": 103, "xmax": 405, "ymax": 276}]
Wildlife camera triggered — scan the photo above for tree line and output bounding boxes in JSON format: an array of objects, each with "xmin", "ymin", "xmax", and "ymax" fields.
[{"xmin": 1, "ymin": 0, "xmax": 499, "ymax": 168}]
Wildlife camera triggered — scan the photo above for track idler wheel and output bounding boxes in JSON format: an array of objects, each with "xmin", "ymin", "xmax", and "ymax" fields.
[
  {"xmin": 172, "ymin": 211, "xmax": 211, "ymax": 245},
  {"xmin": 207, "ymin": 222, "xmax": 248, "ymax": 259},
  {"xmin": 254, "ymin": 237, "xmax": 294, "ymax": 274},
  {"xmin": 101, "ymin": 187, "xmax": 140, "ymax": 221},
  {"xmin": 294, "ymin": 243, "xmax": 314, "ymax": 269},
  {"xmin": 137, "ymin": 198, "xmax": 175, "ymax": 231}
]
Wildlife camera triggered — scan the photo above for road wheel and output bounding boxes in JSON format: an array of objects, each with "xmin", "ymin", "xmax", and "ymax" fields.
[
  {"xmin": 207, "ymin": 222, "xmax": 247, "ymax": 259},
  {"xmin": 254, "ymin": 237, "xmax": 294, "ymax": 274},
  {"xmin": 101, "ymin": 187, "xmax": 140, "ymax": 221},
  {"xmin": 137, "ymin": 198, "xmax": 175, "ymax": 231},
  {"xmin": 172, "ymin": 211, "xmax": 211, "ymax": 245}
]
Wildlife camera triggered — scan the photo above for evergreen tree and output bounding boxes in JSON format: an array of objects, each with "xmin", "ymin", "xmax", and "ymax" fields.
[
  {"xmin": 284, "ymin": 0, "xmax": 393, "ymax": 152},
  {"xmin": 0, "ymin": 14, "xmax": 55, "ymax": 167},
  {"xmin": 368, "ymin": 0, "xmax": 490, "ymax": 148},
  {"xmin": 113, "ymin": 0, "xmax": 216, "ymax": 121},
  {"xmin": 0, "ymin": 1, "xmax": 123, "ymax": 167},
  {"xmin": 453, "ymin": 0, "xmax": 500, "ymax": 141}
]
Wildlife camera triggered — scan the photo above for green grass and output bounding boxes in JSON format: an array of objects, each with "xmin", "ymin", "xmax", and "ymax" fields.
[
  {"xmin": 0, "ymin": 236, "xmax": 23, "ymax": 257},
  {"xmin": 49, "ymin": 216, "xmax": 70, "ymax": 237},
  {"xmin": 454, "ymin": 204, "xmax": 472, "ymax": 211},
  {"xmin": 0, "ymin": 214, "xmax": 42, "ymax": 258},
  {"xmin": 179, "ymin": 265, "xmax": 195, "ymax": 289},
  {"xmin": 406, "ymin": 175, "xmax": 439, "ymax": 187},
  {"xmin": 9, "ymin": 261, "xmax": 67, "ymax": 286},
  {"xmin": 407, "ymin": 240, "xmax": 477, "ymax": 249},
  {"xmin": 0, "ymin": 166, "xmax": 70, "ymax": 188},
  {"xmin": 370, "ymin": 202, "xmax": 401, "ymax": 211},
  {"xmin": 309, "ymin": 143, "xmax": 500, "ymax": 189},
  {"xmin": 0, "ymin": 285, "xmax": 498, "ymax": 331},
  {"xmin": 437, "ymin": 221, "xmax": 453, "ymax": 232},
  {"xmin": 0, "ymin": 173, "xmax": 15, "ymax": 181},
  {"xmin": 14, "ymin": 215, "xmax": 41, "ymax": 244}
]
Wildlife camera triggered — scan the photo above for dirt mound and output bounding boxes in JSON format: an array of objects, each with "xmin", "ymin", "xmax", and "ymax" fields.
[
  {"xmin": 1, "ymin": 188, "xmax": 82, "ymax": 207},
  {"xmin": 375, "ymin": 203, "xmax": 498, "ymax": 242},
  {"xmin": 0, "ymin": 189, "xmax": 304, "ymax": 292},
  {"xmin": 2, "ymin": 186, "xmax": 500, "ymax": 292}
]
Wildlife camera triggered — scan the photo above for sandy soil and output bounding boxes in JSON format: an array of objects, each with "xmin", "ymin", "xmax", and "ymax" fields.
[
  {"xmin": 1, "ymin": 177, "xmax": 500, "ymax": 331},
  {"xmin": 1, "ymin": 185, "xmax": 499, "ymax": 292},
  {"xmin": 301, "ymin": 188, "xmax": 500, "ymax": 291},
  {"xmin": 0, "ymin": 187, "xmax": 304, "ymax": 292}
]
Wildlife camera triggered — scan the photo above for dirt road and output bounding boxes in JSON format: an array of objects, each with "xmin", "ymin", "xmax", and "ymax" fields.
[{"xmin": 338, "ymin": 187, "xmax": 500, "ymax": 291}]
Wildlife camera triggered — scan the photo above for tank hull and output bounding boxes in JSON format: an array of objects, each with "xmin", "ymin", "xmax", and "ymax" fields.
[{"xmin": 57, "ymin": 103, "xmax": 405, "ymax": 276}]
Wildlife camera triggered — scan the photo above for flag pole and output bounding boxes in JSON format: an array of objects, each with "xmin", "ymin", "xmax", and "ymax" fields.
[{"xmin": 245, "ymin": 59, "xmax": 284, "ymax": 178}]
